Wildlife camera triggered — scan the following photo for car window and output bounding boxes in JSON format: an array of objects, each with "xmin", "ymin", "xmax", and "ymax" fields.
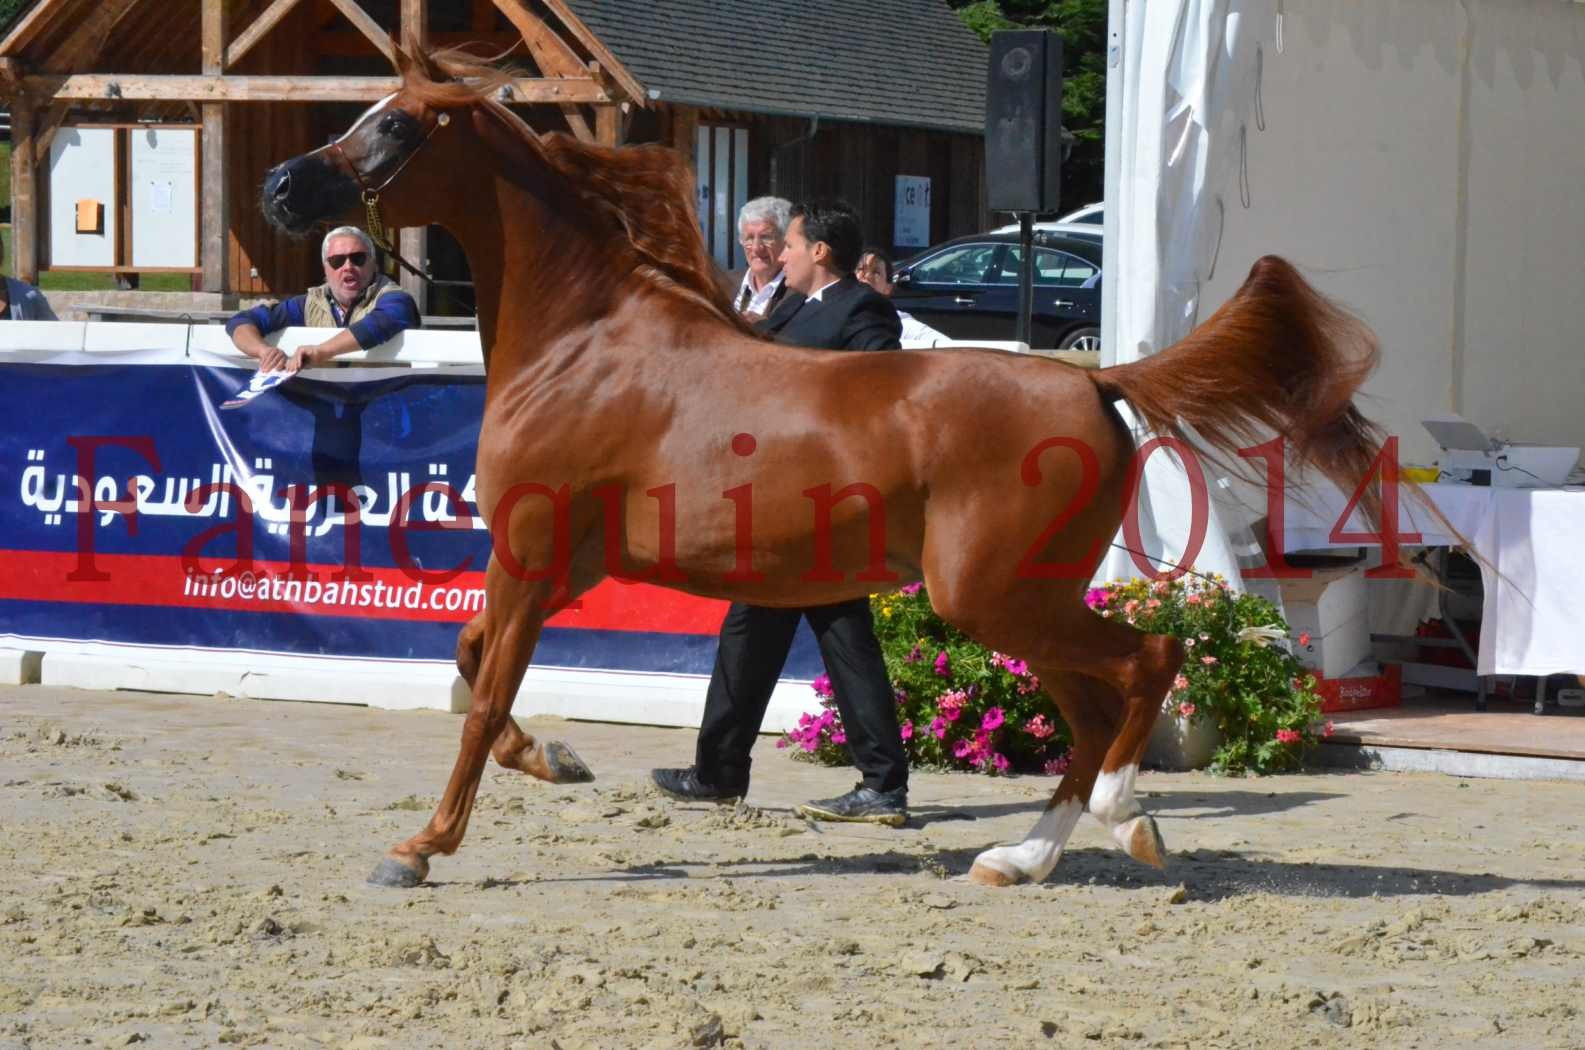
[
  {"xmin": 908, "ymin": 244, "xmax": 1000, "ymax": 285},
  {"xmin": 1037, "ymin": 249, "xmax": 1099, "ymax": 287},
  {"xmin": 996, "ymin": 247, "xmax": 1101, "ymax": 287}
]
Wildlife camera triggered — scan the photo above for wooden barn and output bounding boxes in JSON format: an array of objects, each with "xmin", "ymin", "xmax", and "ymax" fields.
[{"xmin": 0, "ymin": 0, "xmax": 988, "ymax": 305}]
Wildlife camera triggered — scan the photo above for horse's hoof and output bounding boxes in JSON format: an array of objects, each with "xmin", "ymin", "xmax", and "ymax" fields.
[
  {"xmin": 368, "ymin": 854, "xmax": 428, "ymax": 888},
  {"xmin": 965, "ymin": 860, "xmax": 1024, "ymax": 887},
  {"xmin": 541, "ymin": 741, "xmax": 594, "ymax": 784},
  {"xmin": 1115, "ymin": 814, "xmax": 1167, "ymax": 870}
]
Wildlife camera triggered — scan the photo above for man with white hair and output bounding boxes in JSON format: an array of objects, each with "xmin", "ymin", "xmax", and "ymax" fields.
[
  {"xmin": 730, "ymin": 196, "xmax": 794, "ymax": 320},
  {"xmin": 226, "ymin": 226, "xmax": 419, "ymax": 372}
]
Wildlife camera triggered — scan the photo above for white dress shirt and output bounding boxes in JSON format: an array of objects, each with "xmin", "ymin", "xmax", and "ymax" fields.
[
  {"xmin": 898, "ymin": 310, "xmax": 949, "ymax": 346},
  {"xmin": 806, "ymin": 277, "xmax": 843, "ymax": 303},
  {"xmin": 736, "ymin": 270, "xmax": 786, "ymax": 316}
]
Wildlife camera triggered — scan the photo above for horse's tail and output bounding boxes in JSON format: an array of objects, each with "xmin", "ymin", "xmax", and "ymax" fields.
[{"xmin": 1089, "ymin": 255, "xmax": 1386, "ymax": 526}]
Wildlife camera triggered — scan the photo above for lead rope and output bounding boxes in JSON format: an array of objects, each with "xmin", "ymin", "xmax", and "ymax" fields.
[{"xmin": 330, "ymin": 113, "xmax": 474, "ymax": 315}]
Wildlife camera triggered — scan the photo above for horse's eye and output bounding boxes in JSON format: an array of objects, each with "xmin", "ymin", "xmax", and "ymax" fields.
[{"xmin": 379, "ymin": 113, "xmax": 416, "ymax": 141}]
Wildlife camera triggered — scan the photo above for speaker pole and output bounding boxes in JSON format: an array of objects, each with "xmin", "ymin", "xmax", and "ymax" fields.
[
  {"xmin": 984, "ymin": 28, "xmax": 1064, "ymax": 348},
  {"xmin": 1015, "ymin": 213, "xmax": 1035, "ymax": 347}
]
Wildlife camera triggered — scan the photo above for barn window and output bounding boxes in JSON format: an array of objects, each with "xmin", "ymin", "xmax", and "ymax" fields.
[{"xmin": 694, "ymin": 124, "xmax": 749, "ymax": 271}]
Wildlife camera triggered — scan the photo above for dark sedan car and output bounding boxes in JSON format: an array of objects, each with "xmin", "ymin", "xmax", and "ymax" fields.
[{"xmin": 890, "ymin": 231, "xmax": 1101, "ymax": 349}]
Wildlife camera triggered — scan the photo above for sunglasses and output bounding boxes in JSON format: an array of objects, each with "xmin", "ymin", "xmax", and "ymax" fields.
[{"xmin": 326, "ymin": 251, "xmax": 369, "ymax": 269}]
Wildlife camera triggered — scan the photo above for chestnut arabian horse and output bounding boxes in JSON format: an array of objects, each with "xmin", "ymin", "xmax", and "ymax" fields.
[{"xmin": 262, "ymin": 50, "xmax": 1385, "ymax": 889}]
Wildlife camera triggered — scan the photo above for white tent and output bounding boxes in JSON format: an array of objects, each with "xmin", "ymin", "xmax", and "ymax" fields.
[{"xmin": 1099, "ymin": 0, "xmax": 1585, "ymax": 583}]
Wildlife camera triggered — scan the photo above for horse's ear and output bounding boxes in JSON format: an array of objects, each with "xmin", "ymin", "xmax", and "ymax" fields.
[{"xmin": 394, "ymin": 43, "xmax": 445, "ymax": 85}]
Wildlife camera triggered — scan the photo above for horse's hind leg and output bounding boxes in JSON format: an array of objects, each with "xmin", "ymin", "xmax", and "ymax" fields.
[
  {"xmin": 456, "ymin": 606, "xmax": 592, "ymax": 786},
  {"xmin": 370, "ymin": 564, "xmax": 559, "ymax": 888},
  {"xmin": 968, "ymin": 670, "xmax": 1120, "ymax": 886},
  {"xmin": 1079, "ymin": 629, "xmax": 1183, "ymax": 869},
  {"xmin": 959, "ymin": 610, "xmax": 1182, "ymax": 884}
]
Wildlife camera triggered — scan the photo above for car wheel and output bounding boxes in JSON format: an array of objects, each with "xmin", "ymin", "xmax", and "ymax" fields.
[{"xmin": 1058, "ymin": 326, "xmax": 1101, "ymax": 352}]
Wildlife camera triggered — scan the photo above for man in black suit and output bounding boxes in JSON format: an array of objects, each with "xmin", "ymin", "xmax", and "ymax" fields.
[{"xmin": 653, "ymin": 199, "xmax": 910, "ymax": 826}]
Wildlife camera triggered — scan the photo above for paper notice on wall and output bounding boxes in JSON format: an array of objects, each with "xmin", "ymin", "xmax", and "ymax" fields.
[
  {"xmin": 150, "ymin": 181, "xmax": 174, "ymax": 214},
  {"xmin": 894, "ymin": 175, "xmax": 931, "ymax": 248}
]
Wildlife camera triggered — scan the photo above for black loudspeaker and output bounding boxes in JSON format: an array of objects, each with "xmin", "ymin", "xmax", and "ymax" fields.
[{"xmin": 985, "ymin": 30, "xmax": 1064, "ymax": 214}]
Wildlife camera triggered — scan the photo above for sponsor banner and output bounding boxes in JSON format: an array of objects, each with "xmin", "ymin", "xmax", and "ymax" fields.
[{"xmin": 1, "ymin": 362, "xmax": 823, "ymax": 676}]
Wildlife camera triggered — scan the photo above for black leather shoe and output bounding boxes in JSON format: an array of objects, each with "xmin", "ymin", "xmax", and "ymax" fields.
[
  {"xmin": 651, "ymin": 766, "xmax": 748, "ymax": 802},
  {"xmin": 794, "ymin": 783, "xmax": 908, "ymax": 827}
]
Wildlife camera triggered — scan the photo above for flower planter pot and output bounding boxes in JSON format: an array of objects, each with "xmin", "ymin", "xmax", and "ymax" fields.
[{"xmin": 1144, "ymin": 706, "xmax": 1222, "ymax": 771}]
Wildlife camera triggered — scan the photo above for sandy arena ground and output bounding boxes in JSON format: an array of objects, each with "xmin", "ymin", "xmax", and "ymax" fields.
[{"xmin": 2, "ymin": 683, "xmax": 1584, "ymax": 1049}]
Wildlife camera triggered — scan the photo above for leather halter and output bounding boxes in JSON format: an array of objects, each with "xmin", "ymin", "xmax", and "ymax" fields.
[{"xmin": 325, "ymin": 111, "xmax": 450, "ymax": 257}]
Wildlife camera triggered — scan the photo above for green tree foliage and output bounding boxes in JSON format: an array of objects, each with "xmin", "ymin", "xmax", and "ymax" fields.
[
  {"xmin": 0, "ymin": 0, "xmax": 30, "ymax": 34},
  {"xmin": 953, "ymin": 0, "xmax": 1108, "ymax": 213}
]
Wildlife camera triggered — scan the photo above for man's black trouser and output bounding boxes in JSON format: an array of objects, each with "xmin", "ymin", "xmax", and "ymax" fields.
[{"xmin": 695, "ymin": 598, "xmax": 908, "ymax": 793}]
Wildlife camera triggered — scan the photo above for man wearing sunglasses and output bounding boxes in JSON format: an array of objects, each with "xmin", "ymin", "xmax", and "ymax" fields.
[{"xmin": 226, "ymin": 226, "xmax": 418, "ymax": 373}]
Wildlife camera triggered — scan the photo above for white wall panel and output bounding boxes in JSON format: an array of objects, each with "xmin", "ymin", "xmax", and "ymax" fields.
[{"xmin": 1196, "ymin": 0, "xmax": 1585, "ymax": 460}]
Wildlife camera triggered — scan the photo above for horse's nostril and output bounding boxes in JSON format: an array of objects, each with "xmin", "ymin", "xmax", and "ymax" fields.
[{"xmin": 269, "ymin": 168, "xmax": 292, "ymax": 201}]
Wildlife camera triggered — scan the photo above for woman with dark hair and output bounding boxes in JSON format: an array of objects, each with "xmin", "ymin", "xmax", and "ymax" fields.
[{"xmin": 855, "ymin": 246, "xmax": 948, "ymax": 347}]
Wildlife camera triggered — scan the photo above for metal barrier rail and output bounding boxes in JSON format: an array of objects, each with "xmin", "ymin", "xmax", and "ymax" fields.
[{"xmin": 0, "ymin": 321, "xmax": 1100, "ymax": 368}]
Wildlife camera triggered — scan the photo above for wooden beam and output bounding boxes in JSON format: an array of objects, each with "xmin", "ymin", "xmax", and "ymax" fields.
[
  {"xmin": 202, "ymin": 0, "xmax": 227, "ymax": 75},
  {"xmin": 490, "ymin": 0, "xmax": 580, "ymax": 77},
  {"xmin": 317, "ymin": 29, "xmax": 518, "ymax": 57},
  {"xmin": 9, "ymin": 100, "xmax": 38, "ymax": 283},
  {"xmin": 23, "ymin": 74, "xmax": 611, "ymax": 103},
  {"xmin": 489, "ymin": 0, "xmax": 603, "ymax": 140},
  {"xmin": 401, "ymin": 0, "xmax": 426, "ymax": 53},
  {"xmin": 595, "ymin": 103, "xmax": 620, "ymax": 147},
  {"xmin": 324, "ymin": 0, "xmax": 397, "ymax": 66},
  {"xmin": 202, "ymin": 102, "xmax": 228, "ymax": 291},
  {"xmin": 0, "ymin": 0, "xmax": 71, "ymax": 59},
  {"xmin": 670, "ymin": 105, "xmax": 697, "ymax": 164},
  {"xmin": 397, "ymin": 226, "xmax": 427, "ymax": 310},
  {"xmin": 43, "ymin": 0, "xmax": 140, "ymax": 73},
  {"xmin": 33, "ymin": 98, "xmax": 69, "ymax": 157},
  {"xmin": 559, "ymin": 106, "xmax": 593, "ymax": 142},
  {"xmin": 225, "ymin": 0, "xmax": 305, "ymax": 70},
  {"xmin": 399, "ymin": 0, "xmax": 428, "ymax": 311},
  {"xmin": 201, "ymin": 0, "xmax": 228, "ymax": 291},
  {"xmin": 536, "ymin": 0, "xmax": 645, "ymax": 103}
]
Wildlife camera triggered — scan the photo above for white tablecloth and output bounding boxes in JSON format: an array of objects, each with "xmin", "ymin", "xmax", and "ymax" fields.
[{"xmin": 1282, "ymin": 482, "xmax": 1585, "ymax": 677}]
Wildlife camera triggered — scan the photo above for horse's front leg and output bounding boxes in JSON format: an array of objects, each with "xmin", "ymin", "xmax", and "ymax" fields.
[
  {"xmin": 369, "ymin": 560, "xmax": 558, "ymax": 888},
  {"xmin": 456, "ymin": 601, "xmax": 593, "ymax": 785}
]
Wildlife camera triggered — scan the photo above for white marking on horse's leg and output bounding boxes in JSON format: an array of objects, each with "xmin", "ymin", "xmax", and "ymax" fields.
[
  {"xmin": 970, "ymin": 799, "xmax": 1083, "ymax": 884},
  {"xmin": 1088, "ymin": 764, "xmax": 1141, "ymax": 829},
  {"xmin": 1090, "ymin": 763, "xmax": 1165, "ymax": 865}
]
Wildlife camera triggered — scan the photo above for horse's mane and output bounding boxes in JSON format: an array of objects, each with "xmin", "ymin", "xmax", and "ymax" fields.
[{"xmin": 406, "ymin": 49, "xmax": 757, "ymax": 337}]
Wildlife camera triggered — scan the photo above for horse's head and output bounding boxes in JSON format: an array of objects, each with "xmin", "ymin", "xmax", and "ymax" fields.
[
  {"xmin": 263, "ymin": 48, "xmax": 755, "ymax": 336},
  {"xmin": 261, "ymin": 47, "xmax": 476, "ymax": 236}
]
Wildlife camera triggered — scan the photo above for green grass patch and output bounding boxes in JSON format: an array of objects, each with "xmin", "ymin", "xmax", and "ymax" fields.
[
  {"xmin": 1, "ymin": 223, "xmax": 192, "ymax": 291},
  {"xmin": 2, "ymin": 143, "xmax": 183, "ymax": 290}
]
